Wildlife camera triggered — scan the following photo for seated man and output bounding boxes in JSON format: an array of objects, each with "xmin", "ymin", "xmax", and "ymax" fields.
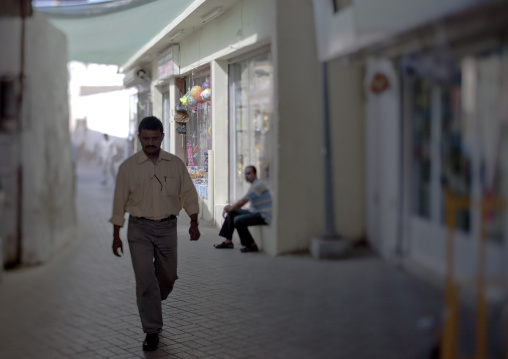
[{"xmin": 214, "ymin": 165, "xmax": 271, "ymax": 252}]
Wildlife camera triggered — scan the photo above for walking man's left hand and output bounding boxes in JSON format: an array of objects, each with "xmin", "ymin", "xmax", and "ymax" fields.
[
  {"xmin": 112, "ymin": 235, "xmax": 123, "ymax": 257},
  {"xmin": 189, "ymin": 223, "xmax": 200, "ymax": 241},
  {"xmin": 112, "ymin": 225, "xmax": 123, "ymax": 257}
]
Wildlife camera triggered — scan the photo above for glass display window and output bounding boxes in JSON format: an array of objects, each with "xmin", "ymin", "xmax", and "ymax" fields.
[
  {"xmin": 404, "ymin": 48, "xmax": 508, "ymax": 240},
  {"xmin": 440, "ymin": 82, "xmax": 471, "ymax": 231},
  {"xmin": 181, "ymin": 70, "xmax": 212, "ymax": 199},
  {"xmin": 404, "ymin": 57, "xmax": 472, "ymax": 232},
  {"xmin": 410, "ymin": 77, "xmax": 432, "ymax": 219},
  {"xmin": 228, "ymin": 52, "xmax": 273, "ymax": 202}
]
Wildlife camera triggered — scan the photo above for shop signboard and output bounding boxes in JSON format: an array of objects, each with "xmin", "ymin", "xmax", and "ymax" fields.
[
  {"xmin": 157, "ymin": 46, "xmax": 180, "ymax": 80},
  {"xmin": 354, "ymin": 0, "xmax": 484, "ymax": 34},
  {"xmin": 313, "ymin": 0, "xmax": 491, "ymax": 62}
]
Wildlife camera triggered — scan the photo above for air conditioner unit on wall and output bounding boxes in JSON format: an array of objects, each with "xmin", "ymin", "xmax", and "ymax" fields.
[{"xmin": 123, "ymin": 67, "xmax": 151, "ymax": 88}]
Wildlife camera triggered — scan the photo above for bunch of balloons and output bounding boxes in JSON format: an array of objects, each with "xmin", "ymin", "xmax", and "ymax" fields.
[{"xmin": 179, "ymin": 79, "xmax": 211, "ymax": 108}]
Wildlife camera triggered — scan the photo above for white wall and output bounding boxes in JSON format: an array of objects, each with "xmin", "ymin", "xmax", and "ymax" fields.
[
  {"xmin": 0, "ymin": 13, "xmax": 76, "ymax": 266},
  {"xmin": 178, "ymin": 0, "xmax": 276, "ymax": 71},
  {"xmin": 23, "ymin": 13, "xmax": 76, "ymax": 264},
  {"xmin": 0, "ymin": 17, "xmax": 22, "ymax": 268}
]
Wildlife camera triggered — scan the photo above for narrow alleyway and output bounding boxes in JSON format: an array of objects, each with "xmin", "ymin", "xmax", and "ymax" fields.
[{"xmin": 0, "ymin": 162, "xmax": 442, "ymax": 359}]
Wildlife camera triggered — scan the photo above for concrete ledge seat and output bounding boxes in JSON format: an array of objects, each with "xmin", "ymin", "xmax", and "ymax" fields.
[
  {"xmin": 244, "ymin": 223, "xmax": 269, "ymax": 251},
  {"xmin": 227, "ymin": 220, "xmax": 269, "ymax": 251},
  {"xmin": 215, "ymin": 204, "xmax": 269, "ymax": 251}
]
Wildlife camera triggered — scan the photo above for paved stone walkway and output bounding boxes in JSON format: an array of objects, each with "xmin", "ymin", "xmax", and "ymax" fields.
[{"xmin": 0, "ymin": 162, "xmax": 443, "ymax": 359}]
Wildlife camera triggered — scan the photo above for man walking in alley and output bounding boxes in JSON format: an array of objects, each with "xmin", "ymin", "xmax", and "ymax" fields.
[
  {"xmin": 214, "ymin": 165, "xmax": 271, "ymax": 252},
  {"xmin": 99, "ymin": 133, "xmax": 117, "ymax": 185},
  {"xmin": 109, "ymin": 116, "xmax": 200, "ymax": 352}
]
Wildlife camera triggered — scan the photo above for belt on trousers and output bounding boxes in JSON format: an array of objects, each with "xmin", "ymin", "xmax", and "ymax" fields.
[{"xmin": 135, "ymin": 215, "xmax": 176, "ymax": 222}]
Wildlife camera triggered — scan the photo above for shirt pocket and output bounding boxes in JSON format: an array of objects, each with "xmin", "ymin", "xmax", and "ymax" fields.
[{"xmin": 162, "ymin": 176, "xmax": 180, "ymax": 197}]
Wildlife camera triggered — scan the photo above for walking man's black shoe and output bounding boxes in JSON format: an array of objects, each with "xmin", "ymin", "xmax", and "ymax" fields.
[{"xmin": 142, "ymin": 333, "xmax": 159, "ymax": 351}]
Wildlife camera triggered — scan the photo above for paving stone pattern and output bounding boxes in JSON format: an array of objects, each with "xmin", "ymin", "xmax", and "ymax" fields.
[{"xmin": 0, "ymin": 162, "xmax": 443, "ymax": 359}]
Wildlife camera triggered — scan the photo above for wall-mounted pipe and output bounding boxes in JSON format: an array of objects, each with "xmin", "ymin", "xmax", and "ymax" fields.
[{"xmin": 12, "ymin": 0, "xmax": 30, "ymax": 268}]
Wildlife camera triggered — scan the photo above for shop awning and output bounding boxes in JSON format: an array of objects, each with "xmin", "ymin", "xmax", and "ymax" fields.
[{"xmin": 33, "ymin": 0, "xmax": 192, "ymax": 67}]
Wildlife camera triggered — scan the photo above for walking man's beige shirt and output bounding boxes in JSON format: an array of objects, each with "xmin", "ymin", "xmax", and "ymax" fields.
[{"xmin": 109, "ymin": 150, "xmax": 199, "ymax": 227}]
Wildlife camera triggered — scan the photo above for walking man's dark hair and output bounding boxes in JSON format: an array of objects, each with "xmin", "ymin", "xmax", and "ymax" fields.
[{"xmin": 138, "ymin": 116, "xmax": 164, "ymax": 134}]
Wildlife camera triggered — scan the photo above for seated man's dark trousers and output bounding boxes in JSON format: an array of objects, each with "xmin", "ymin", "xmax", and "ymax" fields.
[{"xmin": 219, "ymin": 209, "xmax": 267, "ymax": 247}]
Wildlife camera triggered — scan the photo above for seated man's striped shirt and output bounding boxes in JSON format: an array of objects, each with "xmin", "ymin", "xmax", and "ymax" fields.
[{"xmin": 242, "ymin": 179, "xmax": 272, "ymax": 224}]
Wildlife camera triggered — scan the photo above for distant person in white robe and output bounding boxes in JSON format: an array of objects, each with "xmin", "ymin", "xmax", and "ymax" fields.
[{"xmin": 100, "ymin": 134, "xmax": 117, "ymax": 185}]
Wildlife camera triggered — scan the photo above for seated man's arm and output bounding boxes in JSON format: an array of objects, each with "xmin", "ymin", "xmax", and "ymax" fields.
[{"xmin": 224, "ymin": 198, "xmax": 248, "ymax": 213}]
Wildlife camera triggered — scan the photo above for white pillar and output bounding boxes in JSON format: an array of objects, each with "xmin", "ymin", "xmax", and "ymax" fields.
[
  {"xmin": 211, "ymin": 60, "xmax": 229, "ymax": 227},
  {"xmin": 167, "ymin": 78, "xmax": 177, "ymax": 153}
]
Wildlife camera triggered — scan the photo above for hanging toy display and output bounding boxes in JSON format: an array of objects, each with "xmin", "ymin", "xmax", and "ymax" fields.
[
  {"xmin": 179, "ymin": 94, "xmax": 188, "ymax": 105},
  {"xmin": 190, "ymin": 85, "xmax": 202, "ymax": 98},
  {"xmin": 186, "ymin": 95, "xmax": 198, "ymax": 107},
  {"xmin": 195, "ymin": 90, "xmax": 205, "ymax": 103},
  {"xmin": 186, "ymin": 140, "xmax": 194, "ymax": 166},
  {"xmin": 202, "ymin": 79, "xmax": 210, "ymax": 89},
  {"xmin": 180, "ymin": 90, "xmax": 191, "ymax": 105},
  {"xmin": 200, "ymin": 88, "xmax": 211, "ymax": 101},
  {"xmin": 185, "ymin": 85, "xmax": 200, "ymax": 107}
]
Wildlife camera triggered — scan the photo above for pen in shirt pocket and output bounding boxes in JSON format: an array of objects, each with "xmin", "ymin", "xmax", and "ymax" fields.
[{"xmin": 164, "ymin": 176, "xmax": 166, "ymax": 182}]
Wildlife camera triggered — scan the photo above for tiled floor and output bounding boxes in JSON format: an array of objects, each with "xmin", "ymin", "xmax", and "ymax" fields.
[{"xmin": 0, "ymin": 162, "xmax": 443, "ymax": 359}]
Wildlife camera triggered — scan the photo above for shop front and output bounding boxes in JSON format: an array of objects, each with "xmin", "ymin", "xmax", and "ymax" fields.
[
  {"xmin": 400, "ymin": 49, "xmax": 508, "ymax": 280},
  {"xmin": 120, "ymin": 0, "xmax": 327, "ymax": 255},
  {"xmin": 176, "ymin": 68, "xmax": 214, "ymax": 219},
  {"xmin": 228, "ymin": 51, "xmax": 274, "ymax": 203},
  {"xmin": 171, "ymin": 49, "xmax": 274, "ymax": 237},
  {"xmin": 362, "ymin": 3, "xmax": 508, "ymax": 281}
]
